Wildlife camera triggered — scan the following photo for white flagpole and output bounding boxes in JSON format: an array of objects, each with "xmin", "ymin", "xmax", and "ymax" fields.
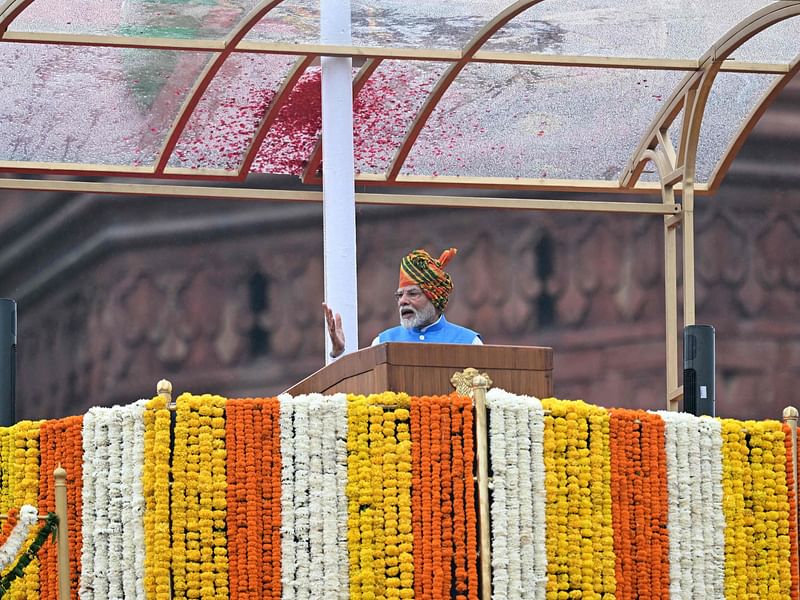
[{"xmin": 321, "ymin": 0, "xmax": 358, "ymax": 364}]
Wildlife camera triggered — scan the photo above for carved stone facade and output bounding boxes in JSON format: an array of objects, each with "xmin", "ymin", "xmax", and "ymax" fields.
[{"xmin": 1, "ymin": 76, "xmax": 798, "ymax": 422}]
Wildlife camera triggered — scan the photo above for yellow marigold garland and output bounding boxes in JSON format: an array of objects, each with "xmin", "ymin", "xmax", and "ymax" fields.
[
  {"xmin": 395, "ymin": 407, "xmax": 414, "ymax": 599},
  {"xmin": 172, "ymin": 393, "xmax": 229, "ymax": 600},
  {"xmin": 721, "ymin": 419, "xmax": 792, "ymax": 598},
  {"xmin": 143, "ymin": 394, "xmax": 172, "ymax": 600},
  {"xmin": 347, "ymin": 392, "xmax": 414, "ymax": 600},
  {"xmin": 4, "ymin": 420, "xmax": 42, "ymax": 600},
  {"xmin": 541, "ymin": 398, "xmax": 616, "ymax": 599},
  {"xmin": 0, "ymin": 426, "xmax": 14, "ymax": 511}
]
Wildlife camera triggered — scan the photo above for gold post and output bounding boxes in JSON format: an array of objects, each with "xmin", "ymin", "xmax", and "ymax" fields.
[
  {"xmin": 54, "ymin": 466, "xmax": 70, "ymax": 600},
  {"xmin": 471, "ymin": 373, "xmax": 492, "ymax": 600},
  {"xmin": 157, "ymin": 378, "xmax": 174, "ymax": 409},
  {"xmin": 783, "ymin": 407, "xmax": 799, "ymax": 549}
]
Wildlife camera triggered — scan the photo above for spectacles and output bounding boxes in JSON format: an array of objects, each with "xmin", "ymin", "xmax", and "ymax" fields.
[{"xmin": 394, "ymin": 289, "xmax": 424, "ymax": 301}]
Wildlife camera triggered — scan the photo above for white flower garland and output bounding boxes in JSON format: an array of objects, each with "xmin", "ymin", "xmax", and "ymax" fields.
[
  {"xmin": 657, "ymin": 411, "xmax": 724, "ymax": 600},
  {"xmin": 292, "ymin": 396, "xmax": 312, "ymax": 600},
  {"xmin": 278, "ymin": 393, "xmax": 297, "ymax": 600},
  {"xmin": 520, "ymin": 397, "xmax": 547, "ymax": 600},
  {"xmin": 79, "ymin": 409, "xmax": 97, "ymax": 600},
  {"xmin": 487, "ymin": 388, "xmax": 509, "ymax": 598},
  {"xmin": 486, "ymin": 388, "xmax": 548, "ymax": 600},
  {"xmin": 119, "ymin": 401, "xmax": 147, "ymax": 600},
  {"xmin": 79, "ymin": 402, "xmax": 148, "ymax": 600},
  {"xmin": 320, "ymin": 394, "xmax": 348, "ymax": 598},
  {"xmin": 698, "ymin": 417, "xmax": 725, "ymax": 600},
  {"xmin": 81, "ymin": 406, "xmax": 112, "ymax": 600},
  {"xmin": 505, "ymin": 398, "xmax": 523, "ymax": 598},
  {"xmin": 106, "ymin": 409, "xmax": 124, "ymax": 600},
  {"xmin": 306, "ymin": 395, "xmax": 325, "ymax": 600},
  {"xmin": 279, "ymin": 393, "xmax": 349, "ymax": 600},
  {"xmin": 333, "ymin": 393, "xmax": 350, "ymax": 600},
  {"xmin": 0, "ymin": 504, "xmax": 39, "ymax": 571}
]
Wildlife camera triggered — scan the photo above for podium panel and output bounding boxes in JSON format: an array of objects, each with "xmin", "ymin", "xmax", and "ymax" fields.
[{"xmin": 285, "ymin": 343, "xmax": 553, "ymax": 398}]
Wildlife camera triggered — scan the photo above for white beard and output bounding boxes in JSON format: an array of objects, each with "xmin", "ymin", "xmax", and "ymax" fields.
[{"xmin": 399, "ymin": 301, "xmax": 437, "ymax": 330}]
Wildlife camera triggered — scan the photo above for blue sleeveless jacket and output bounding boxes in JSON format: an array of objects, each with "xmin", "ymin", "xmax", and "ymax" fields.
[{"xmin": 376, "ymin": 314, "xmax": 481, "ymax": 345}]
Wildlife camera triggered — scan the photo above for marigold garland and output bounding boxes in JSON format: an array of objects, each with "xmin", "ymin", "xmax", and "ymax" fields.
[
  {"xmin": 0, "ymin": 510, "xmax": 18, "ymax": 549},
  {"xmin": 226, "ymin": 399, "xmax": 262, "ymax": 599},
  {"xmin": 0, "ymin": 429, "xmax": 14, "ymax": 512},
  {"xmin": 608, "ymin": 409, "xmax": 669, "ymax": 600},
  {"xmin": 5, "ymin": 420, "xmax": 42, "ymax": 600},
  {"xmin": 782, "ymin": 423, "xmax": 800, "ymax": 600},
  {"xmin": 722, "ymin": 419, "xmax": 793, "ymax": 598},
  {"xmin": 38, "ymin": 415, "xmax": 83, "ymax": 600},
  {"xmin": 0, "ymin": 385, "xmax": 798, "ymax": 600},
  {"xmin": 347, "ymin": 393, "xmax": 415, "ymax": 600},
  {"xmin": 0, "ymin": 506, "xmax": 38, "ymax": 573},
  {"xmin": 171, "ymin": 393, "xmax": 229, "ymax": 600},
  {"xmin": 408, "ymin": 394, "xmax": 477, "ymax": 600},
  {"xmin": 541, "ymin": 398, "xmax": 616, "ymax": 599},
  {"xmin": 142, "ymin": 394, "xmax": 172, "ymax": 600},
  {"xmin": 225, "ymin": 397, "xmax": 285, "ymax": 600},
  {"xmin": 0, "ymin": 511, "xmax": 58, "ymax": 598}
]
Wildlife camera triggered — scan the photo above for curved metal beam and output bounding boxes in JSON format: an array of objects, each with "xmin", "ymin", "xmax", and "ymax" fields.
[
  {"xmin": 154, "ymin": 0, "xmax": 290, "ymax": 174},
  {"xmin": 385, "ymin": 0, "xmax": 547, "ymax": 181},
  {"xmin": 234, "ymin": 55, "xmax": 315, "ymax": 178},
  {"xmin": 681, "ymin": 4, "xmax": 800, "ymax": 186},
  {"xmin": 301, "ymin": 58, "xmax": 382, "ymax": 184},
  {"xmin": 706, "ymin": 53, "xmax": 800, "ymax": 193},
  {"xmin": 0, "ymin": 0, "xmax": 33, "ymax": 34},
  {"xmin": 622, "ymin": 2, "xmax": 800, "ymax": 189}
]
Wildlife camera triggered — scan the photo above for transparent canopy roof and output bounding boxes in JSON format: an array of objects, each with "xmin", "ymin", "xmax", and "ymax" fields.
[{"xmin": 0, "ymin": 0, "xmax": 797, "ymax": 194}]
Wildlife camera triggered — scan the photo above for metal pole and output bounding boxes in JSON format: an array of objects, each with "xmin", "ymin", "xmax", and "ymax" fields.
[
  {"xmin": 321, "ymin": 0, "xmax": 358, "ymax": 364},
  {"xmin": 0, "ymin": 299, "xmax": 16, "ymax": 426},
  {"xmin": 54, "ymin": 466, "xmax": 71, "ymax": 600},
  {"xmin": 471, "ymin": 374, "xmax": 492, "ymax": 599}
]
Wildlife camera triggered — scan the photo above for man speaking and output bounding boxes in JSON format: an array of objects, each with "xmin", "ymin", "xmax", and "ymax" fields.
[{"xmin": 324, "ymin": 248, "xmax": 482, "ymax": 359}]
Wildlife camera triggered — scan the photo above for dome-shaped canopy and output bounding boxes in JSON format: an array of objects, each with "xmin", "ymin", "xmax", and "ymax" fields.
[{"xmin": 0, "ymin": 0, "xmax": 797, "ymax": 196}]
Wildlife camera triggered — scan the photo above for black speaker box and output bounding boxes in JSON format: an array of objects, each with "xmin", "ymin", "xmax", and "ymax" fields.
[
  {"xmin": 684, "ymin": 324, "xmax": 715, "ymax": 417},
  {"xmin": 0, "ymin": 299, "xmax": 16, "ymax": 426}
]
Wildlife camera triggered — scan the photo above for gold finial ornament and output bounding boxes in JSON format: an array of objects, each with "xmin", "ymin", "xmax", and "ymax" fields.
[
  {"xmin": 157, "ymin": 379, "xmax": 173, "ymax": 395},
  {"xmin": 450, "ymin": 367, "xmax": 492, "ymax": 398}
]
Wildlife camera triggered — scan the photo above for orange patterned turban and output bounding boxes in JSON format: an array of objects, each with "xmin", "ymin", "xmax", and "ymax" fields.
[{"xmin": 398, "ymin": 248, "xmax": 457, "ymax": 311}]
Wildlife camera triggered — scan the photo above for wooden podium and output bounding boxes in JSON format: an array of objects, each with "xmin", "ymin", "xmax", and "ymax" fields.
[{"xmin": 285, "ymin": 343, "xmax": 553, "ymax": 397}]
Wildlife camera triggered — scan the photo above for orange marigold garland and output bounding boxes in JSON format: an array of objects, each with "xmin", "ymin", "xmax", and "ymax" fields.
[
  {"xmin": 225, "ymin": 397, "xmax": 282, "ymax": 600},
  {"xmin": 450, "ymin": 394, "xmax": 478, "ymax": 600},
  {"xmin": 409, "ymin": 394, "xmax": 477, "ymax": 600},
  {"xmin": 783, "ymin": 423, "xmax": 800, "ymax": 600},
  {"xmin": 268, "ymin": 398, "xmax": 284, "ymax": 597},
  {"xmin": 609, "ymin": 409, "xmax": 669, "ymax": 600},
  {"xmin": 409, "ymin": 395, "xmax": 426, "ymax": 600},
  {"xmin": 37, "ymin": 415, "xmax": 83, "ymax": 600},
  {"xmin": 460, "ymin": 395, "xmax": 479, "ymax": 600},
  {"xmin": 226, "ymin": 399, "xmax": 262, "ymax": 599}
]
